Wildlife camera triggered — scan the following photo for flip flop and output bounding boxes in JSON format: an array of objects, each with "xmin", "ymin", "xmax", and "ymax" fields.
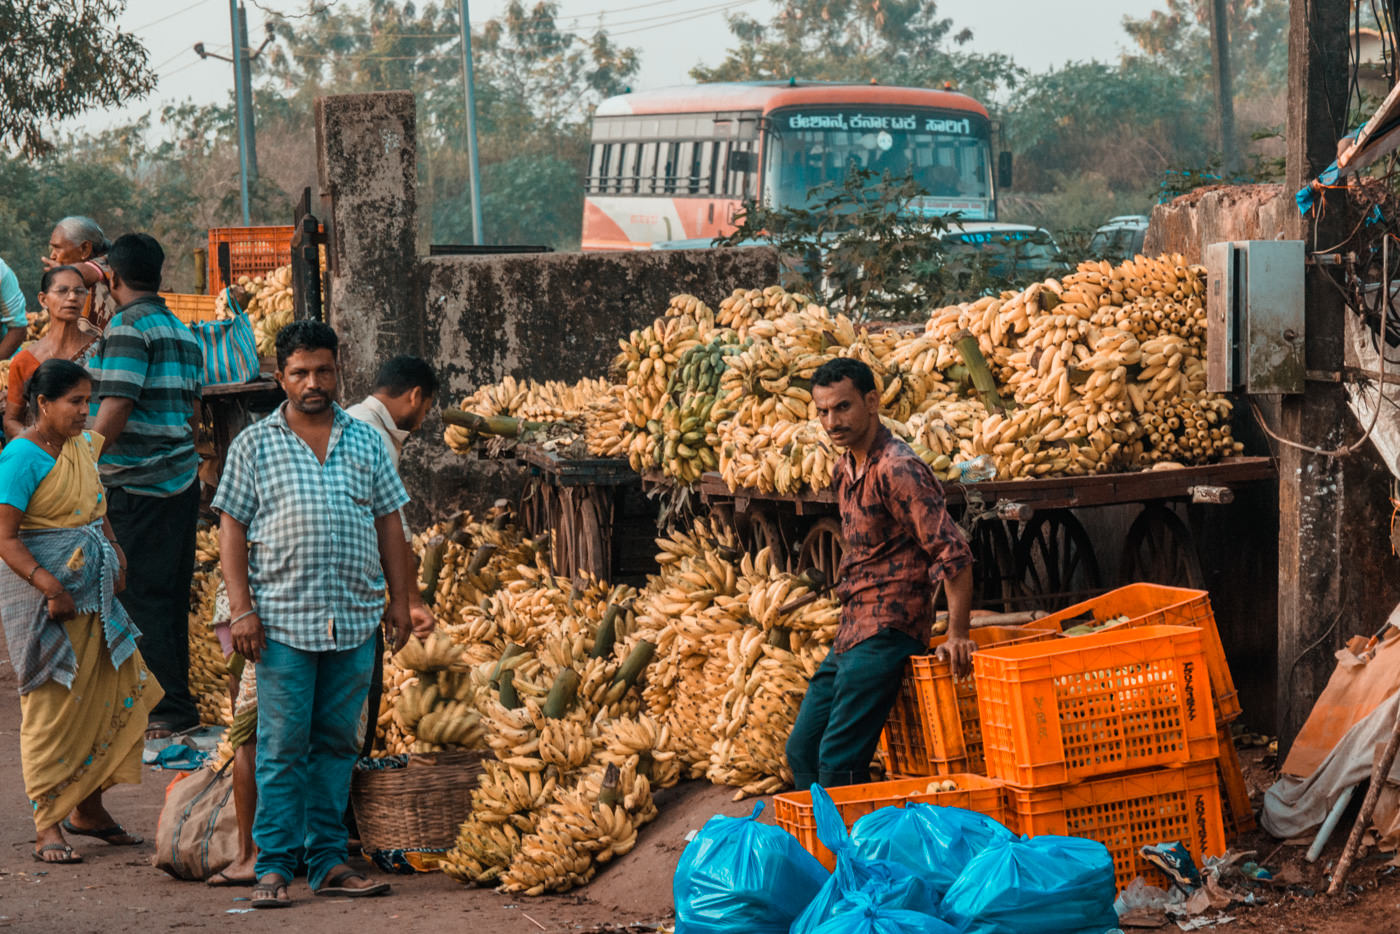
[
  {"xmin": 207, "ymin": 869, "xmax": 255, "ymax": 887},
  {"xmin": 251, "ymin": 875, "xmax": 292, "ymax": 909},
  {"xmin": 33, "ymin": 843, "xmax": 83, "ymax": 864},
  {"xmin": 313, "ymin": 868, "xmax": 390, "ymax": 898},
  {"xmin": 60, "ymin": 819, "xmax": 143, "ymax": 846}
]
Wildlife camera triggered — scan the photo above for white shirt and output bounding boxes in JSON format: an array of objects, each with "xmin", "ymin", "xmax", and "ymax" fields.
[{"xmin": 346, "ymin": 394, "xmax": 413, "ymax": 541}]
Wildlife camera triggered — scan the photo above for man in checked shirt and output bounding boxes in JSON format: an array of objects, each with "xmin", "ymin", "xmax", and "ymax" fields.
[{"xmin": 786, "ymin": 357, "xmax": 975, "ymax": 790}]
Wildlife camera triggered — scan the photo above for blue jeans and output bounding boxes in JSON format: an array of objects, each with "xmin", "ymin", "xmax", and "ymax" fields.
[{"xmin": 253, "ymin": 635, "xmax": 376, "ymax": 889}]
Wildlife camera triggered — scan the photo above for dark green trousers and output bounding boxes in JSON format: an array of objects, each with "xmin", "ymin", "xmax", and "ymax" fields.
[{"xmin": 786, "ymin": 628, "xmax": 924, "ymax": 790}]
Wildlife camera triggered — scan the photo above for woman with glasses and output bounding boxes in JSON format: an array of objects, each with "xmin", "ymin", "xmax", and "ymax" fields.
[{"xmin": 5, "ymin": 266, "xmax": 98, "ymax": 440}]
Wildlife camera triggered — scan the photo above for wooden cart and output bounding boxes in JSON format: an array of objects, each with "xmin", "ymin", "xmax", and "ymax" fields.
[{"xmin": 684, "ymin": 457, "xmax": 1277, "ymax": 611}]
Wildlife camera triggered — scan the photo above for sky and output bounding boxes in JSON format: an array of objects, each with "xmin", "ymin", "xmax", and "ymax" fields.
[{"xmin": 79, "ymin": 0, "xmax": 1166, "ymax": 134}]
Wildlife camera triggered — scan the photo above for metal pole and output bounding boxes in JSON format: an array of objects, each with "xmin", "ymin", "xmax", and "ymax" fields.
[
  {"xmin": 237, "ymin": 4, "xmax": 260, "ymax": 181},
  {"xmin": 229, "ymin": 0, "xmax": 251, "ymax": 224},
  {"xmin": 458, "ymin": 0, "xmax": 485, "ymax": 245}
]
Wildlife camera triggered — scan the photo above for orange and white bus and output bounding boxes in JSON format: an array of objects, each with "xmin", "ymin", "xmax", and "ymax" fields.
[{"xmin": 582, "ymin": 81, "xmax": 1008, "ymax": 251}]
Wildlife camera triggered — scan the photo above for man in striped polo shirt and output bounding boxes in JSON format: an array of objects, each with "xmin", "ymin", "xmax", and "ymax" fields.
[{"xmin": 91, "ymin": 233, "xmax": 203, "ymax": 738}]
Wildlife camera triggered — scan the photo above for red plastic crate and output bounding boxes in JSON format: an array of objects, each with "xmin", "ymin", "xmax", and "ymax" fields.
[
  {"xmin": 208, "ymin": 225, "xmax": 295, "ymax": 294},
  {"xmin": 879, "ymin": 626, "xmax": 1058, "ymax": 777},
  {"xmin": 773, "ymin": 774, "xmax": 1007, "ymax": 871},
  {"xmin": 1031, "ymin": 583, "xmax": 1240, "ymax": 722},
  {"xmin": 1217, "ymin": 728, "xmax": 1256, "ymax": 837},
  {"xmin": 975, "ymin": 625, "xmax": 1218, "ymax": 786},
  {"xmin": 1005, "ymin": 761, "xmax": 1226, "ymax": 891}
]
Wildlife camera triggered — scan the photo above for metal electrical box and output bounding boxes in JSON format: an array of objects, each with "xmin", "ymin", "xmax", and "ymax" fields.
[{"xmin": 1205, "ymin": 239, "xmax": 1305, "ymax": 394}]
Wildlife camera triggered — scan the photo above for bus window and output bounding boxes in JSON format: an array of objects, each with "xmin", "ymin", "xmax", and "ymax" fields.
[
  {"xmin": 588, "ymin": 144, "xmax": 606, "ymax": 193},
  {"xmin": 619, "ymin": 142, "xmax": 639, "ymax": 194},
  {"xmin": 637, "ymin": 142, "xmax": 658, "ymax": 195},
  {"xmin": 712, "ymin": 141, "xmax": 731, "ymax": 194},
  {"xmin": 727, "ymin": 141, "xmax": 757, "ymax": 198},
  {"xmin": 665, "ymin": 141, "xmax": 688, "ymax": 194},
  {"xmin": 692, "ymin": 141, "xmax": 713, "ymax": 194}
]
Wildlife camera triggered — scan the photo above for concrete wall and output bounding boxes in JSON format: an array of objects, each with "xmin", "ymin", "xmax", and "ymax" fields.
[
  {"xmin": 1144, "ymin": 184, "xmax": 1293, "ymax": 264},
  {"xmin": 314, "ymin": 92, "xmax": 780, "ymax": 523}
]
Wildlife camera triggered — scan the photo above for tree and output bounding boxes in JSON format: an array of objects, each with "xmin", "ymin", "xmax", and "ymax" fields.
[
  {"xmin": 1122, "ymin": 0, "xmax": 1288, "ymax": 97},
  {"xmin": 0, "ymin": 0, "xmax": 156, "ymax": 155},
  {"xmin": 691, "ymin": 0, "xmax": 1022, "ymax": 101}
]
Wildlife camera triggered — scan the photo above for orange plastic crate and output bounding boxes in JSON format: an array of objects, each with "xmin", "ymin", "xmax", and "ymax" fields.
[
  {"xmin": 773, "ymin": 774, "xmax": 1007, "ymax": 871},
  {"xmin": 975, "ymin": 625, "xmax": 1218, "ymax": 786},
  {"xmin": 1005, "ymin": 761, "xmax": 1226, "ymax": 891},
  {"xmin": 1216, "ymin": 728, "xmax": 1256, "ymax": 837},
  {"xmin": 208, "ymin": 225, "xmax": 295, "ymax": 294},
  {"xmin": 879, "ymin": 626, "xmax": 1058, "ymax": 777},
  {"xmin": 1031, "ymin": 584, "xmax": 1240, "ymax": 723},
  {"xmin": 159, "ymin": 292, "xmax": 218, "ymax": 325},
  {"xmin": 912, "ymin": 626, "xmax": 1060, "ymax": 772}
]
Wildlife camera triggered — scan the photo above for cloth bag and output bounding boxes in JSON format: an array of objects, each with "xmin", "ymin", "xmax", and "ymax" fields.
[
  {"xmin": 151, "ymin": 759, "xmax": 239, "ymax": 881},
  {"xmin": 190, "ymin": 288, "xmax": 259, "ymax": 387},
  {"xmin": 673, "ymin": 800, "xmax": 829, "ymax": 934}
]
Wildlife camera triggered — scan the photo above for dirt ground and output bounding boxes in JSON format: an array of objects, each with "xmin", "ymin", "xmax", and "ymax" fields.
[{"xmin": 4, "ymin": 650, "xmax": 1400, "ymax": 933}]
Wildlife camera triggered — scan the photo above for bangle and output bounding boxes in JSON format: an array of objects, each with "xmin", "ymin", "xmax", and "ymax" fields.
[
  {"xmin": 43, "ymin": 588, "xmax": 63, "ymax": 600},
  {"xmin": 24, "ymin": 565, "xmax": 42, "ymax": 585},
  {"xmin": 230, "ymin": 609, "xmax": 258, "ymax": 625}
]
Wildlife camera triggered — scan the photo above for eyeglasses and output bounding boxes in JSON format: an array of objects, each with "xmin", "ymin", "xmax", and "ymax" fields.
[{"xmin": 46, "ymin": 287, "xmax": 90, "ymax": 298}]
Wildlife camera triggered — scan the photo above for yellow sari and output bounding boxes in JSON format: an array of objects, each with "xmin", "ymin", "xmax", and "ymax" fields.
[{"xmin": 16, "ymin": 432, "xmax": 163, "ymax": 831}]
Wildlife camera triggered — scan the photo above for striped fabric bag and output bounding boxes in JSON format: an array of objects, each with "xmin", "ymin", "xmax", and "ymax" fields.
[{"xmin": 191, "ymin": 288, "xmax": 260, "ymax": 387}]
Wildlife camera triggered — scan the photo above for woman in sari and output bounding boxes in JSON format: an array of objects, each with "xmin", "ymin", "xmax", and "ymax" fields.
[
  {"xmin": 0, "ymin": 359, "xmax": 161, "ymax": 863},
  {"xmin": 43, "ymin": 216, "xmax": 115, "ymax": 334},
  {"xmin": 4, "ymin": 265, "xmax": 98, "ymax": 440}
]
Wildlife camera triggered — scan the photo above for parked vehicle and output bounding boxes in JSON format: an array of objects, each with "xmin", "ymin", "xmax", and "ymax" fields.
[
  {"xmin": 1088, "ymin": 215, "xmax": 1149, "ymax": 262},
  {"xmin": 583, "ymin": 80, "xmax": 1012, "ymax": 250}
]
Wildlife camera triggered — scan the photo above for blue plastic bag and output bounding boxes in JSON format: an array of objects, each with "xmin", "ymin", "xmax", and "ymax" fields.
[
  {"xmin": 673, "ymin": 801, "xmax": 829, "ymax": 934},
  {"xmin": 851, "ymin": 803, "xmax": 1013, "ymax": 896},
  {"xmin": 940, "ymin": 834, "xmax": 1118, "ymax": 934},
  {"xmin": 807, "ymin": 891, "xmax": 956, "ymax": 934},
  {"xmin": 790, "ymin": 786, "xmax": 949, "ymax": 934}
]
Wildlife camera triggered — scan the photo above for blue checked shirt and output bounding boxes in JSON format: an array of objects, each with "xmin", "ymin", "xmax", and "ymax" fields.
[{"xmin": 210, "ymin": 403, "xmax": 409, "ymax": 652}]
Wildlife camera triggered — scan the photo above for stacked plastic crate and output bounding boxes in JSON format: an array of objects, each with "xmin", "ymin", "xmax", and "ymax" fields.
[{"xmin": 974, "ymin": 607, "xmax": 1233, "ymax": 889}]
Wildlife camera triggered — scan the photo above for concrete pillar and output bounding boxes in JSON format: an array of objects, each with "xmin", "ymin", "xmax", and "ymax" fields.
[{"xmin": 315, "ymin": 91, "xmax": 419, "ymax": 402}]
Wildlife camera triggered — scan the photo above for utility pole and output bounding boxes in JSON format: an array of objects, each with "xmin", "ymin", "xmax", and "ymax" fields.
[
  {"xmin": 1276, "ymin": 2, "xmax": 1398, "ymax": 757},
  {"xmin": 197, "ymin": 5, "xmax": 274, "ymax": 226},
  {"xmin": 230, "ymin": 0, "xmax": 254, "ymax": 224},
  {"xmin": 1208, "ymin": 0, "xmax": 1238, "ymax": 176},
  {"xmin": 458, "ymin": 0, "xmax": 485, "ymax": 245}
]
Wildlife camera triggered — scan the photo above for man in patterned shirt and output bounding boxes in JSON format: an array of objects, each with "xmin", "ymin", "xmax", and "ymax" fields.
[
  {"xmin": 91, "ymin": 233, "xmax": 203, "ymax": 738},
  {"xmin": 787, "ymin": 357, "xmax": 974, "ymax": 790},
  {"xmin": 212, "ymin": 321, "xmax": 413, "ymax": 908}
]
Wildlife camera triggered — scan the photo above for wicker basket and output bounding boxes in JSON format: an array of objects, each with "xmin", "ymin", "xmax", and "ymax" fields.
[{"xmin": 350, "ymin": 750, "xmax": 484, "ymax": 853}]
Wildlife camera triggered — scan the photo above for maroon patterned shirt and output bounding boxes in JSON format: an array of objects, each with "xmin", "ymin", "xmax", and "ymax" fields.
[{"xmin": 832, "ymin": 425, "xmax": 974, "ymax": 653}]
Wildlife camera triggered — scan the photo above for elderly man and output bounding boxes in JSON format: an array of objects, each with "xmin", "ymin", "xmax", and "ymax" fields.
[
  {"xmin": 786, "ymin": 357, "xmax": 974, "ymax": 790},
  {"xmin": 213, "ymin": 321, "xmax": 413, "ymax": 908}
]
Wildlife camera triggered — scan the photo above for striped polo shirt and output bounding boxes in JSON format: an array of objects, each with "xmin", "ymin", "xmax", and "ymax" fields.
[{"xmin": 89, "ymin": 295, "xmax": 203, "ymax": 497}]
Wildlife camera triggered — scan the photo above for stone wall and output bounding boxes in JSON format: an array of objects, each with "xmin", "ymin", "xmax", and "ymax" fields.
[
  {"xmin": 1143, "ymin": 184, "xmax": 1293, "ymax": 263},
  {"xmin": 315, "ymin": 92, "xmax": 779, "ymax": 522}
]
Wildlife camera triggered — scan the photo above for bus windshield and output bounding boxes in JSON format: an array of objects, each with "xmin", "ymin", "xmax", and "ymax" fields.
[{"xmin": 764, "ymin": 106, "xmax": 994, "ymax": 219}]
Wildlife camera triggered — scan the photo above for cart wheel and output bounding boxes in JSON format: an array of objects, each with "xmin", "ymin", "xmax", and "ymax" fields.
[
  {"xmin": 740, "ymin": 506, "xmax": 789, "ymax": 571},
  {"xmin": 970, "ymin": 518, "xmax": 1019, "ymax": 611},
  {"xmin": 795, "ymin": 517, "xmax": 845, "ymax": 584},
  {"xmin": 1121, "ymin": 503, "xmax": 1206, "ymax": 588},
  {"xmin": 1012, "ymin": 509, "xmax": 1102, "ymax": 609}
]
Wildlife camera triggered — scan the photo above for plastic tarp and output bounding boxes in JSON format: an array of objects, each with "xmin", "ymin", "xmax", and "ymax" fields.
[
  {"xmin": 790, "ymin": 786, "xmax": 948, "ymax": 934},
  {"xmin": 939, "ymin": 835, "xmax": 1119, "ymax": 934},
  {"xmin": 672, "ymin": 801, "xmax": 829, "ymax": 934},
  {"xmin": 850, "ymin": 803, "xmax": 1013, "ymax": 897}
]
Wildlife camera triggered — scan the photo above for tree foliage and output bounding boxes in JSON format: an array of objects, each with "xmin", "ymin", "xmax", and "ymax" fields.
[{"xmin": 0, "ymin": 0, "xmax": 156, "ymax": 156}]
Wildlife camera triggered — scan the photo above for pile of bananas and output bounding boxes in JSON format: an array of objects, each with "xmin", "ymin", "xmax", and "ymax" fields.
[
  {"xmin": 615, "ymin": 296, "xmax": 717, "ymax": 473},
  {"xmin": 187, "ymin": 525, "xmax": 231, "ymax": 727},
  {"xmin": 215, "ymin": 264, "xmax": 295, "ymax": 356},
  {"xmin": 637, "ymin": 518, "xmax": 839, "ymax": 798}
]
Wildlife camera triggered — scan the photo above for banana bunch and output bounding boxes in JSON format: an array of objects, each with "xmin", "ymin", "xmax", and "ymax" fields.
[
  {"xmin": 393, "ymin": 631, "xmax": 464, "ymax": 671},
  {"xmin": 716, "ymin": 285, "xmax": 809, "ymax": 336},
  {"xmin": 615, "ymin": 304, "xmax": 716, "ymax": 472},
  {"xmin": 26, "ymin": 309, "xmax": 49, "ymax": 341},
  {"xmin": 498, "ymin": 761, "xmax": 655, "ymax": 895},
  {"xmin": 596, "ymin": 715, "xmax": 680, "ymax": 788},
  {"xmin": 195, "ymin": 525, "xmax": 220, "ymax": 565},
  {"xmin": 442, "ymin": 816, "xmax": 524, "ymax": 885},
  {"xmin": 390, "ymin": 635, "xmax": 485, "ymax": 753},
  {"xmin": 186, "ymin": 566, "xmax": 232, "ymax": 727},
  {"xmin": 647, "ymin": 333, "xmax": 744, "ymax": 483},
  {"xmin": 442, "ymin": 376, "xmax": 610, "ymax": 453},
  {"xmin": 584, "ymin": 384, "xmax": 630, "ymax": 458},
  {"xmin": 213, "ymin": 264, "xmax": 296, "ymax": 356}
]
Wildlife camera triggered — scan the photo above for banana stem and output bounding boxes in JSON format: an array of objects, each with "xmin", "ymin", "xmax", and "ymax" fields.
[
  {"xmin": 489, "ymin": 643, "xmax": 529, "ymax": 687},
  {"xmin": 591, "ymin": 604, "xmax": 622, "ymax": 659},
  {"xmin": 467, "ymin": 542, "xmax": 497, "ymax": 576},
  {"xmin": 543, "ymin": 667, "xmax": 581, "ymax": 719},
  {"xmin": 441, "ymin": 409, "xmax": 551, "ymax": 437},
  {"xmin": 953, "ymin": 329, "xmax": 1008, "ymax": 412},
  {"xmin": 598, "ymin": 763, "xmax": 623, "ymax": 808},
  {"xmin": 419, "ymin": 536, "xmax": 447, "ymax": 606},
  {"xmin": 498, "ymin": 669, "xmax": 521, "ymax": 709},
  {"xmin": 611, "ymin": 640, "xmax": 657, "ymax": 689}
]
